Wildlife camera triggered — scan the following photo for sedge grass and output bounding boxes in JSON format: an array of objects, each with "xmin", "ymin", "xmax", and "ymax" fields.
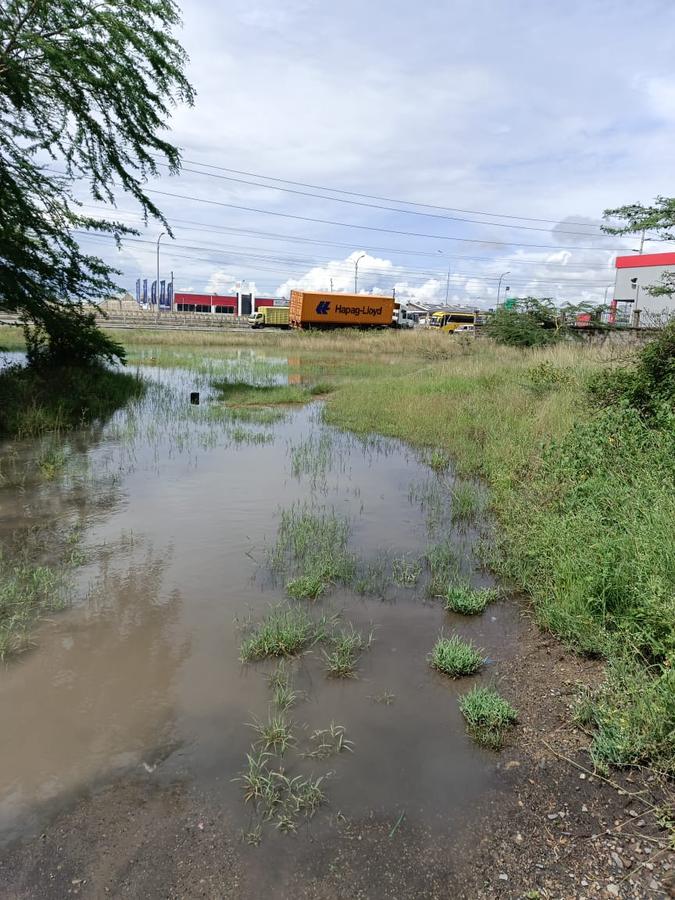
[
  {"xmin": 458, "ymin": 685, "xmax": 518, "ymax": 750},
  {"xmin": 240, "ymin": 604, "xmax": 326, "ymax": 661},
  {"xmin": 429, "ymin": 634, "xmax": 484, "ymax": 678},
  {"xmin": 445, "ymin": 583, "xmax": 499, "ymax": 615},
  {"xmin": 323, "ymin": 625, "xmax": 372, "ymax": 678}
]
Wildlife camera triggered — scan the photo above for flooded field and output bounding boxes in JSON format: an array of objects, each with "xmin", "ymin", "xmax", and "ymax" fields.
[{"xmin": 0, "ymin": 349, "xmax": 526, "ymax": 891}]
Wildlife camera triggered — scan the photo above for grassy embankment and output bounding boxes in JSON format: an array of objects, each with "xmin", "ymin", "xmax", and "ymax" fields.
[{"xmin": 320, "ymin": 333, "xmax": 674, "ymax": 773}]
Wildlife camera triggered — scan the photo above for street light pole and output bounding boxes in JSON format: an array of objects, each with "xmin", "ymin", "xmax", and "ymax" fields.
[
  {"xmin": 156, "ymin": 231, "xmax": 166, "ymax": 323},
  {"xmin": 496, "ymin": 271, "xmax": 510, "ymax": 307},
  {"xmin": 354, "ymin": 253, "xmax": 366, "ymax": 293}
]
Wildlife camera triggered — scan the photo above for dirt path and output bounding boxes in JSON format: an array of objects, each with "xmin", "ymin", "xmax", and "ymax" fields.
[{"xmin": 2, "ymin": 611, "xmax": 672, "ymax": 900}]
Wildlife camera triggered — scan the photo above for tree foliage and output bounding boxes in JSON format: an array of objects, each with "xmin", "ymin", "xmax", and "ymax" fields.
[
  {"xmin": 486, "ymin": 297, "xmax": 564, "ymax": 347},
  {"xmin": 603, "ymin": 197, "xmax": 675, "ymax": 300},
  {"xmin": 0, "ymin": 0, "xmax": 194, "ymax": 365}
]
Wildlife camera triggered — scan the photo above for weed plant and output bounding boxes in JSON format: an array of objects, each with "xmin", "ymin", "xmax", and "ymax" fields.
[
  {"xmin": 392, "ymin": 555, "xmax": 422, "ymax": 586},
  {"xmin": 248, "ymin": 713, "xmax": 295, "ymax": 755},
  {"xmin": 458, "ymin": 685, "xmax": 518, "ymax": 749},
  {"xmin": 323, "ymin": 625, "xmax": 372, "ymax": 677},
  {"xmin": 305, "ymin": 723, "xmax": 353, "ymax": 759},
  {"xmin": 240, "ymin": 605, "xmax": 328, "ymax": 661},
  {"xmin": 268, "ymin": 661, "xmax": 299, "ymax": 711},
  {"xmin": 425, "ymin": 540, "xmax": 461, "ymax": 598},
  {"xmin": 445, "ymin": 583, "xmax": 498, "ymax": 615},
  {"xmin": 451, "ymin": 481, "xmax": 486, "ymax": 523},
  {"xmin": 270, "ymin": 505, "xmax": 355, "ymax": 597},
  {"xmin": 429, "ymin": 634, "xmax": 484, "ymax": 678}
]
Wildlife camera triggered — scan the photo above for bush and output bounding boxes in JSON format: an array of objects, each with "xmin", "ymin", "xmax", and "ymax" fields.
[
  {"xmin": 0, "ymin": 363, "xmax": 144, "ymax": 438},
  {"xmin": 588, "ymin": 320, "xmax": 675, "ymax": 416},
  {"xmin": 486, "ymin": 298, "xmax": 563, "ymax": 348}
]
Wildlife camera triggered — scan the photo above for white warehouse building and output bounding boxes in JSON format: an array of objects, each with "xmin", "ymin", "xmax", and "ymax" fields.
[{"xmin": 611, "ymin": 253, "xmax": 675, "ymax": 327}]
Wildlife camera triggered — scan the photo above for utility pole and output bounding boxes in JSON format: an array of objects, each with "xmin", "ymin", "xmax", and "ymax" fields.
[
  {"xmin": 445, "ymin": 263, "xmax": 451, "ymax": 305},
  {"xmin": 354, "ymin": 253, "xmax": 366, "ymax": 293},
  {"xmin": 156, "ymin": 232, "xmax": 166, "ymax": 324},
  {"xmin": 330, "ymin": 278, "xmax": 333, "ymax": 292}
]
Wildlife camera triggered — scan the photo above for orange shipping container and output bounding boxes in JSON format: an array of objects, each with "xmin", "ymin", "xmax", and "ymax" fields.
[{"xmin": 289, "ymin": 291, "xmax": 395, "ymax": 328}]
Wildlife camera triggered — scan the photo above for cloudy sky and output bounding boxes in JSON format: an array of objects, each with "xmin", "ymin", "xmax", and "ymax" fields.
[{"xmin": 83, "ymin": 0, "xmax": 675, "ymax": 307}]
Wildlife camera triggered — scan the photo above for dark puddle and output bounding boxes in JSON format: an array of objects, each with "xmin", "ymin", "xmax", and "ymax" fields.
[{"xmin": 0, "ymin": 358, "xmax": 526, "ymax": 861}]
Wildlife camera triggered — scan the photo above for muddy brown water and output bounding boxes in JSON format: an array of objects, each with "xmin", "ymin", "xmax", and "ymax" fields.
[{"xmin": 0, "ymin": 356, "xmax": 525, "ymax": 884}]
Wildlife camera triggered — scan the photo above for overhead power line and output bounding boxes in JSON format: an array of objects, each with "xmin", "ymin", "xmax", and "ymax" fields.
[
  {"xmin": 79, "ymin": 231, "xmax": 614, "ymax": 289},
  {"xmin": 155, "ymin": 161, "xmax": 610, "ymax": 238},
  {"xmin": 166, "ymin": 154, "xmax": 608, "ymax": 229},
  {"xmin": 145, "ymin": 187, "xmax": 628, "ymax": 253},
  {"xmin": 80, "ymin": 202, "xmax": 617, "ymax": 273}
]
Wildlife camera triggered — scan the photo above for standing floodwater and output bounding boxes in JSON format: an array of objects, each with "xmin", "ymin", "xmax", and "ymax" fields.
[{"xmin": 0, "ymin": 354, "xmax": 525, "ymax": 891}]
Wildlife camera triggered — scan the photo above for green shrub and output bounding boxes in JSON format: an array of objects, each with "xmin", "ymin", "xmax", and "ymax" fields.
[
  {"xmin": 428, "ymin": 634, "xmax": 484, "ymax": 677},
  {"xmin": 459, "ymin": 685, "xmax": 518, "ymax": 749}
]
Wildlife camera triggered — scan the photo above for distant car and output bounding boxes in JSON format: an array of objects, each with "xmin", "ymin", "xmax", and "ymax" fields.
[{"xmin": 453, "ymin": 323, "xmax": 475, "ymax": 333}]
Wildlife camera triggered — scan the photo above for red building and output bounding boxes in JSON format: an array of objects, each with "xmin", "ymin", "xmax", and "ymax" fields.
[{"xmin": 173, "ymin": 293, "xmax": 276, "ymax": 316}]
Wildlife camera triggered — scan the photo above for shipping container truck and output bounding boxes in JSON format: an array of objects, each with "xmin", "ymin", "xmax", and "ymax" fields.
[
  {"xmin": 290, "ymin": 291, "xmax": 401, "ymax": 329},
  {"xmin": 248, "ymin": 306, "xmax": 290, "ymax": 328}
]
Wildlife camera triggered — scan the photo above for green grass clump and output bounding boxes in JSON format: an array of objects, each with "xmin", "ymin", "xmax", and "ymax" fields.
[
  {"xmin": 0, "ymin": 363, "xmax": 145, "ymax": 438},
  {"xmin": 240, "ymin": 605, "xmax": 324, "ymax": 661},
  {"xmin": 239, "ymin": 750, "xmax": 327, "ymax": 835},
  {"xmin": 445, "ymin": 583, "xmax": 498, "ymax": 615},
  {"xmin": 0, "ymin": 555, "xmax": 69, "ymax": 659},
  {"xmin": 425, "ymin": 540, "xmax": 460, "ymax": 597},
  {"xmin": 285, "ymin": 573, "xmax": 327, "ymax": 601},
  {"xmin": 270, "ymin": 505, "xmax": 355, "ymax": 594},
  {"xmin": 450, "ymin": 480, "xmax": 486, "ymax": 523},
  {"xmin": 249, "ymin": 713, "xmax": 295, "ymax": 755},
  {"xmin": 323, "ymin": 625, "xmax": 372, "ymax": 678},
  {"xmin": 458, "ymin": 685, "xmax": 518, "ymax": 749},
  {"xmin": 268, "ymin": 662, "xmax": 299, "ymax": 711},
  {"xmin": 392, "ymin": 555, "xmax": 422, "ymax": 586},
  {"xmin": 428, "ymin": 634, "xmax": 484, "ymax": 678},
  {"xmin": 575, "ymin": 657, "xmax": 675, "ymax": 774}
]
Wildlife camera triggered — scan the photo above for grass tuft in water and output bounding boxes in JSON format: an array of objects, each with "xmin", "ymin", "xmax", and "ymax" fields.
[
  {"xmin": 323, "ymin": 625, "xmax": 372, "ymax": 678},
  {"xmin": 353, "ymin": 556, "xmax": 389, "ymax": 598},
  {"xmin": 427, "ymin": 448, "xmax": 451, "ymax": 472},
  {"xmin": 268, "ymin": 661, "xmax": 299, "ymax": 711},
  {"xmin": 270, "ymin": 505, "xmax": 355, "ymax": 593},
  {"xmin": 392, "ymin": 555, "xmax": 422, "ymax": 586},
  {"xmin": 445, "ymin": 583, "xmax": 499, "ymax": 615},
  {"xmin": 285, "ymin": 573, "xmax": 327, "ymax": 601},
  {"xmin": 425, "ymin": 540, "xmax": 461, "ymax": 598},
  {"xmin": 305, "ymin": 723, "xmax": 354, "ymax": 759},
  {"xmin": 451, "ymin": 480, "xmax": 486, "ymax": 523},
  {"xmin": 248, "ymin": 713, "xmax": 296, "ymax": 755},
  {"xmin": 0, "ymin": 554, "xmax": 70, "ymax": 659},
  {"xmin": 240, "ymin": 605, "xmax": 326, "ymax": 661},
  {"xmin": 237, "ymin": 751, "xmax": 327, "ymax": 834},
  {"xmin": 429, "ymin": 634, "xmax": 484, "ymax": 678},
  {"xmin": 458, "ymin": 685, "xmax": 518, "ymax": 749}
]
